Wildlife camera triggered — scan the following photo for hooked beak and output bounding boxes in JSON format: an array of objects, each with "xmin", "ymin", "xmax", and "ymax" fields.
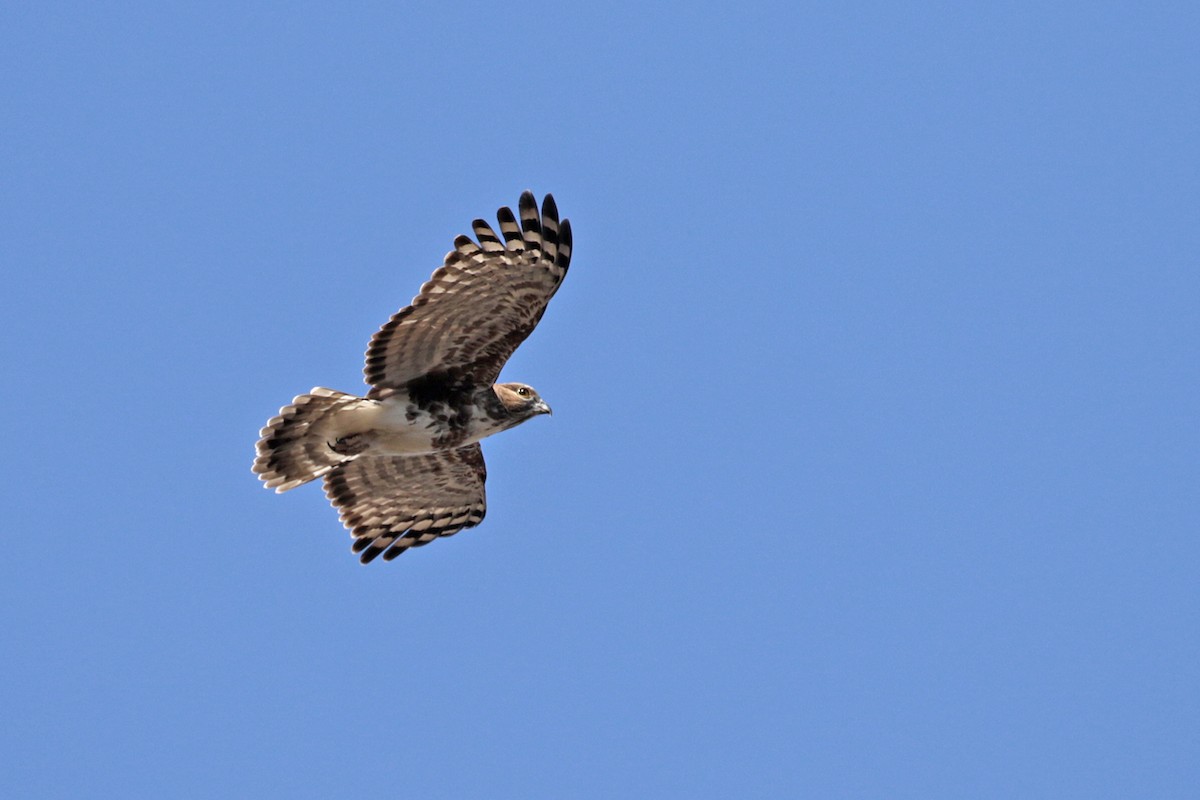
[{"xmin": 534, "ymin": 399, "xmax": 553, "ymax": 416}]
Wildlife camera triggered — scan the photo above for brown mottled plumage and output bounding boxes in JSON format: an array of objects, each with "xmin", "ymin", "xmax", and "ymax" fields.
[{"xmin": 253, "ymin": 192, "xmax": 571, "ymax": 563}]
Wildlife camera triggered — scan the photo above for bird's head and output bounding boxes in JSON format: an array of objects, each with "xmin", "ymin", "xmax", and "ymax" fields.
[{"xmin": 495, "ymin": 382, "xmax": 552, "ymax": 418}]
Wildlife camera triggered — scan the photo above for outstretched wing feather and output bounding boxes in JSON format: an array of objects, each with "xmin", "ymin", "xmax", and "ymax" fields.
[
  {"xmin": 364, "ymin": 192, "xmax": 571, "ymax": 390},
  {"xmin": 323, "ymin": 445, "xmax": 488, "ymax": 564}
]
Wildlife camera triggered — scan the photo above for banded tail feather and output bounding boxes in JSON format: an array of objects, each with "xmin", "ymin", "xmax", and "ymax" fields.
[{"xmin": 253, "ymin": 387, "xmax": 366, "ymax": 493}]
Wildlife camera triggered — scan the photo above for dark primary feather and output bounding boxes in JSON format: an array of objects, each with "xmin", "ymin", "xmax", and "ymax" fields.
[{"xmin": 364, "ymin": 192, "xmax": 572, "ymax": 392}]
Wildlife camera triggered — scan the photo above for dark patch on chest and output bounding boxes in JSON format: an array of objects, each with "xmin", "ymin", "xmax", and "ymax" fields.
[
  {"xmin": 406, "ymin": 370, "xmax": 488, "ymax": 446},
  {"xmin": 405, "ymin": 369, "xmax": 474, "ymax": 409}
]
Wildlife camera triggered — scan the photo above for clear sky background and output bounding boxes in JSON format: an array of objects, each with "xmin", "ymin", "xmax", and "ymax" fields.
[{"xmin": 2, "ymin": 2, "xmax": 1197, "ymax": 798}]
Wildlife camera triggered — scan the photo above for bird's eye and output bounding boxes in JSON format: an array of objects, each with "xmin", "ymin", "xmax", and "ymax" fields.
[{"xmin": 516, "ymin": 387, "xmax": 530, "ymax": 397}]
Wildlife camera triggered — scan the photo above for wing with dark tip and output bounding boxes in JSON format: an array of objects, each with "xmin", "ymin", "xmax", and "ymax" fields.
[
  {"xmin": 365, "ymin": 192, "xmax": 572, "ymax": 391},
  {"xmin": 323, "ymin": 445, "xmax": 487, "ymax": 564}
]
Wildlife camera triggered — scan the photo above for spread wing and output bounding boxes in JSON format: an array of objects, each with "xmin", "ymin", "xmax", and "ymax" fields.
[
  {"xmin": 365, "ymin": 191, "xmax": 573, "ymax": 392},
  {"xmin": 323, "ymin": 445, "xmax": 487, "ymax": 564}
]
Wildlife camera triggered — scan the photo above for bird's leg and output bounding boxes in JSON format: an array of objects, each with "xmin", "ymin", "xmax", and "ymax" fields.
[{"xmin": 329, "ymin": 432, "xmax": 370, "ymax": 456}]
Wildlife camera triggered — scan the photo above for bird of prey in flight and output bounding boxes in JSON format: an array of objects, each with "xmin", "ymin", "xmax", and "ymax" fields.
[{"xmin": 253, "ymin": 192, "xmax": 571, "ymax": 563}]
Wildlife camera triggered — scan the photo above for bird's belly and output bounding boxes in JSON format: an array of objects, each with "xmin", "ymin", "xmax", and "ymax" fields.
[
  {"xmin": 367, "ymin": 427, "xmax": 438, "ymax": 455},
  {"xmin": 359, "ymin": 402, "xmax": 440, "ymax": 455},
  {"xmin": 335, "ymin": 392, "xmax": 508, "ymax": 457},
  {"xmin": 363, "ymin": 395, "xmax": 490, "ymax": 455}
]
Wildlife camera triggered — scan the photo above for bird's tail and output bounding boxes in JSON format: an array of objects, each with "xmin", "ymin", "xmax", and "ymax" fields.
[{"xmin": 253, "ymin": 388, "xmax": 364, "ymax": 493}]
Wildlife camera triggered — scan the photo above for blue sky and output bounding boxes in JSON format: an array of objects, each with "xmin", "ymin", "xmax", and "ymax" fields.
[{"xmin": 2, "ymin": 2, "xmax": 1197, "ymax": 797}]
